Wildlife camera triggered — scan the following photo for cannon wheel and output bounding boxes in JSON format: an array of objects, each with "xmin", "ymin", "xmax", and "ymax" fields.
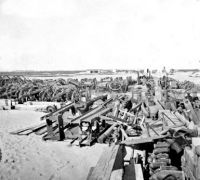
[
  {"xmin": 71, "ymin": 90, "xmax": 81, "ymax": 102},
  {"xmin": 108, "ymin": 82, "xmax": 122, "ymax": 92},
  {"xmin": 46, "ymin": 105, "xmax": 57, "ymax": 113}
]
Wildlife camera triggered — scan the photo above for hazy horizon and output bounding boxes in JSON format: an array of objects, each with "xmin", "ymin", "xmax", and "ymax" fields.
[
  {"xmin": 1, "ymin": 0, "xmax": 200, "ymax": 71},
  {"xmin": 0, "ymin": 68, "xmax": 200, "ymax": 73}
]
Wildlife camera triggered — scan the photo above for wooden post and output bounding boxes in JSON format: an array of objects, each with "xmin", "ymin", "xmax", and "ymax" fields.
[
  {"xmin": 85, "ymin": 87, "xmax": 91, "ymax": 102},
  {"xmin": 120, "ymin": 127, "xmax": 128, "ymax": 141},
  {"xmin": 58, "ymin": 114, "xmax": 65, "ymax": 141},
  {"xmin": 137, "ymin": 71, "xmax": 140, "ymax": 85},
  {"xmin": 46, "ymin": 118, "xmax": 54, "ymax": 138}
]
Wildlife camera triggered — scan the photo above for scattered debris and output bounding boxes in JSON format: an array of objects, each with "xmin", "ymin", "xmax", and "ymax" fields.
[{"xmin": 2, "ymin": 71, "xmax": 200, "ymax": 179}]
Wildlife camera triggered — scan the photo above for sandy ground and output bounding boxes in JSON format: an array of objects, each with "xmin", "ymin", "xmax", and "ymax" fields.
[{"xmin": 0, "ymin": 110, "xmax": 106, "ymax": 180}]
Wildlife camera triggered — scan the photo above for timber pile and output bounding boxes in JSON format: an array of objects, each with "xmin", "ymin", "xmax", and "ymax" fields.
[
  {"xmin": 0, "ymin": 75, "xmax": 137, "ymax": 104},
  {"xmin": 88, "ymin": 126, "xmax": 193, "ymax": 180},
  {"xmin": 177, "ymin": 80, "xmax": 200, "ymax": 91},
  {"xmin": 10, "ymin": 75, "xmax": 189, "ymax": 148},
  {"xmin": 8, "ymin": 73, "xmax": 200, "ymax": 180},
  {"xmin": 0, "ymin": 75, "xmax": 77, "ymax": 103},
  {"xmin": 96, "ymin": 76, "xmax": 136, "ymax": 93},
  {"xmin": 87, "ymin": 145, "xmax": 124, "ymax": 180},
  {"xmin": 86, "ymin": 75, "xmax": 200, "ymax": 180},
  {"xmin": 163, "ymin": 77, "xmax": 200, "ymax": 92}
]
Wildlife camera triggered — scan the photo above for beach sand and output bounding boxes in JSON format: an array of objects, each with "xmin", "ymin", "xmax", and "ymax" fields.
[{"xmin": 0, "ymin": 110, "xmax": 106, "ymax": 180}]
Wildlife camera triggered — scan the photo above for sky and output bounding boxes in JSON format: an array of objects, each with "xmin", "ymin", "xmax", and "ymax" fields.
[{"xmin": 0, "ymin": 0, "xmax": 200, "ymax": 71}]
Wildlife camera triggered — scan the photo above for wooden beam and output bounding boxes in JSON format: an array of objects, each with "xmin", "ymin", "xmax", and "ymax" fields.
[
  {"xmin": 87, "ymin": 145, "xmax": 123, "ymax": 180},
  {"xmin": 135, "ymin": 164, "xmax": 144, "ymax": 180},
  {"xmin": 10, "ymin": 122, "xmax": 46, "ymax": 135},
  {"xmin": 120, "ymin": 127, "xmax": 128, "ymax": 140},
  {"xmin": 124, "ymin": 158, "xmax": 135, "ymax": 180},
  {"xmin": 184, "ymin": 99, "xmax": 200, "ymax": 125},
  {"xmin": 121, "ymin": 135, "xmax": 169, "ymax": 146},
  {"xmin": 58, "ymin": 114, "xmax": 65, "ymax": 141}
]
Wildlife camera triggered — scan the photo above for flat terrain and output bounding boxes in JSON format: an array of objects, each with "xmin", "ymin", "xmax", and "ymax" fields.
[{"xmin": 0, "ymin": 110, "xmax": 106, "ymax": 180}]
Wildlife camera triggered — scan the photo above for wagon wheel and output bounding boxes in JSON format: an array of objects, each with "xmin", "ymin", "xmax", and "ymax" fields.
[
  {"xmin": 109, "ymin": 81, "xmax": 122, "ymax": 92},
  {"xmin": 71, "ymin": 90, "xmax": 81, "ymax": 102},
  {"xmin": 46, "ymin": 105, "xmax": 57, "ymax": 113}
]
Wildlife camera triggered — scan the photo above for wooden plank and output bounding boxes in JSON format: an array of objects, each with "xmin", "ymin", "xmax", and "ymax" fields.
[
  {"xmin": 173, "ymin": 112, "xmax": 189, "ymax": 126},
  {"xmin": 120, "ymin": 127, "xmax": 128, "ymax": 141},
  {"xmin": 110, "ymin": 169, "xmax": 123, "ymax": 180},
  {"xmin": 70, "ymin": 106, "xmax": 105, "ymax": 124},
  {"xmin": 156, "ymin": 100, "xmax": 165, "ymax": 109},
  {"xmin": 154, "ymin": 110, "xmax": 186, "ymax": 134},
  {"xmin": 130, "ymin": 102, "xmax": 142, "ymax": 112},
  {"xmin": 87, "ymin": 145, "xmax": 122, "ymax": 180},
  {"xmin": 194, "ymin": 109, "xmax": 200, "ymax": 124},
  {"xmin": 121, "ymin": 137, "xmax": 153, "ymax": 145},
  {"xmin": 17, "ymin": 129, "xmax": 33, "ymax": 135},
  {"xmin": 121, "ymin": 135, "xmax": 169, "ymax": 146},
  {"xmin": 80, "ymin": 107, "xmax": 112, "ymax": 123},
  {"xmin": 10, "ymin": 122, "xmax": 46, "ymax": 134},
  {"xmin": 135, "ymin": 164, "xmax": 144, "ymax": 180},
  {"xmin": 124, "ymin": 146, "xmax": 134, "ymax": 162},
  {"xmin": 162, "ymin": 112, "xmax": 176, "ymax": 125},
  {"xmin": 146, "ymin": 123, "xmax": 159, "ymax": 136},
  {"xmin": 184, "ymin": 99, "xmax": 200, "ymax": 125},
  {"xmin": 71, "ymin": 97, "xmax": 114, "ymax": 124},
  {"xmin": 107, "ymin": 115, "xmax": 129, "ymax": 123},
  {"xmin": 141, "ymin": 103, "xmax": 149, "ymax": 117},
  {"xmin": 124, "ymin": 158, "xmax": 136, "ymax": 180},
  {"xmin": 110, "ymin": 145, "xmax": 124, "ymax": 180}
]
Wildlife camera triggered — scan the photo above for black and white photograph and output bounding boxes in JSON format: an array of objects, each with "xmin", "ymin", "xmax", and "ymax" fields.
[{"xmin": 0, "ymin": 0, "xmax": 200, "ymax": 179}]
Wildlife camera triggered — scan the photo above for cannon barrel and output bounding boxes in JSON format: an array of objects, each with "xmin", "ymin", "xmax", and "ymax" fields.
[
  {"xmin": 40, "ymin": 102, "xmax": 75, "ymax": 120},
  {"xmin": 97, "ymin": 122, "xmax": 119, "ymax": 143}
]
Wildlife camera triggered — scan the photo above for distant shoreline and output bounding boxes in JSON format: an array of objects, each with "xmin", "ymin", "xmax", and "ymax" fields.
[
  {"xmin": 0, "ymin": 69, "xmax": 137, "ymax": 77},
  {"xmin": 0, "ymin": 70, "xmax": 84, "ymax": 77}
]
